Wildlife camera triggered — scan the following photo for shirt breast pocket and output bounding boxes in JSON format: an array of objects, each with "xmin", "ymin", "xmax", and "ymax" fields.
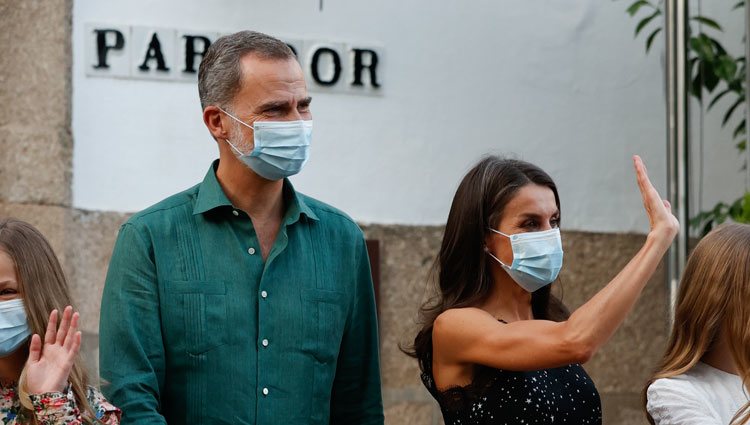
[
  {"xmin": 163, "ymin": 280, "xmax": 229, "ymax": 356},
  {"xmin": 301, "ymin": 288, "xmax": 348, "ymax": 365}
]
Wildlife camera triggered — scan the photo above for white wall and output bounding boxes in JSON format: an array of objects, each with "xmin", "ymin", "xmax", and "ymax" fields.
[{"xmin": 72, "ymin": 0, "xmax": 745, "ymax": 233}]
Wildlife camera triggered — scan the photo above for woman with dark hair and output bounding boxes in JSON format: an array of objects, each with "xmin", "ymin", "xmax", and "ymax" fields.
[{"xmin": 407, "ymin": 155, "xmax": 678, "ymax": 424}]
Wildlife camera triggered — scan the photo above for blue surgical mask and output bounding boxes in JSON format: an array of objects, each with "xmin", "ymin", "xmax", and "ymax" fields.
[
  {"xmin": 219, "ymin": 107, "xmax": 312, "ymax": 181},
  {"xmin": 485, "ymin": 227, "xmax": 564, "ymax": 292},
  {"xmin": 0, "ymin": 299, "xmax": 31, "ymax": 357}
]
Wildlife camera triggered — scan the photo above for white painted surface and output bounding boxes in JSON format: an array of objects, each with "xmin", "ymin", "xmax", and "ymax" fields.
[{"xmin": 72, "ymin": 0, "xmax": 745, "ymax": 233}]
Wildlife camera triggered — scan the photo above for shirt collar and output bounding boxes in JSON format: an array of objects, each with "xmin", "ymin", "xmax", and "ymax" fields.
[
  {"xmin": 193, "ymin": 160, "xmax": 319, "ymax": 223},
  {"xmin": 193, "ymin": 160, "xmax": 233, "ymax": 215},
  {"xmin": 282, "ymin": 178, "xmax": 319, "ymax": 223}
]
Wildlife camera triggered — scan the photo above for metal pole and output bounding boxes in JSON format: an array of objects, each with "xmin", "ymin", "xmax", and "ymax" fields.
[{"xmin": 665, "ymin": 0, "xmax": 690, "ymax": 320}]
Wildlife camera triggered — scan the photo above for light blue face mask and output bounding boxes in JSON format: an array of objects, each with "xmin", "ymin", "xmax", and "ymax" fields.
[
  {"xmin": 0, "ymin": 299, "xmax": 31, "ymax": 357},
  {"xmin": 485, "ymin": 227, "xmax": 564, "ymax": 293},
  {"xmin": 218, "ymin": 107, "xmax": 312, "ymax": 181}
]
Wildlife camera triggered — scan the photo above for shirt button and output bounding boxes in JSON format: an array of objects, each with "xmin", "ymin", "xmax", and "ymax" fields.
[
  {"xmin": 261, "ymin": 290, "xmax": 268, "ymax": 299},
  {"xmin": 262, "ymin": 388, "xmax": 269, "ymax": 396},
  {"xmin": 262, "ymin": 339, "xmax": 269, "ymax": 347},
  {"xmin": 248, "ymin": 247, "xmax": 256, "ymax": 255},
  {"xmin": 232, "ymin": 210, "xmax": 239, "ymax": 216}
]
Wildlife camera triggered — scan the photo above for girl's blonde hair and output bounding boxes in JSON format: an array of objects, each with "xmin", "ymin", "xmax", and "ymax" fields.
[
  {"xmin": 644, "ymin": 222, "xmax": 750, "ymax": 424},
  {"xmin": 0, "ymin": 218, "xmax": 95, "ymax": 423}
]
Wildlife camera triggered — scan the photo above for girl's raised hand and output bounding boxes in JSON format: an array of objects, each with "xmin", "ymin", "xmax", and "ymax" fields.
[{"xmin": 25, "ymin": 306, "xmax": 81, "ymax": 394}]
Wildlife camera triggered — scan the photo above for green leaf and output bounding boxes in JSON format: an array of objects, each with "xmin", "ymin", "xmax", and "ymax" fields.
[
  {"xmin": 708, "ymin": 88, "xmax": 732, "ymax": 110},
  {"xmin": 691, "ymin": 72, "xmax": 704, "ymax": 100},
  {"xmin": 689, "ymin": 56, "xmax": 700, "ymax": 72},
  {"xmin": 716, "ymin": 55, "xmax": 739, "ymax": 81},
  {"xmin": 741, "ymin": 193, "xmax": 750, "ymax": 223},
  {"xmin": 691, "ymin": 74, "xmax": 707, "ymax": 100},
  {"xmin": 701, "ymin": 64, "xmax": 721, "ymax": 93},
  {"xmin": 690, "ymin": 35, "xmax": 715, "ymax": 61},
  {"xmin": 727, "ymin": 78, "xmax": 744, "ymax": 93},
  {"xmin": 690, "ymin": 200, "xmax": 745, "ymax": 234},
  {"xmin": 733, "ymin": 119, "xmax": 746, "ymax": 139},
  {"xmin": 733, "ymin": 0, "xmax": 744, "ymax": 10},
  {"xmin": 691, "ymin": 16, "xmax": 723, "ymax": 32},
  {"xmin": 627, "ymin": 0, "xmax": 651, "ymax": 16},
  {"xmin": 722, "ymin": 96, "xmax": 745, "ymax": 126},
  {"xmin": 645, "ymin": 27, "xmax": 662, "ymax": 52},
  {"xmin": 636, "ymin": 10, "xmax": 661, "ymax": 36},
  {"xmin": 729, "ymin": 197, "xmax": 744, "ymax": 217},
  {"xmin": 738, "ymin": 140, "xmax": 747, "ymax": 152},
  {"xmin": 690, "ymin": 210, "xmax": 714, "ymax": 228},
  {"xmin": 727, "ymin": 194, "xmax": 750, "ymax": 225},
  {"xmin": 712, "ymin": 202, "xmax": 728, "ymax": 217},
  {"xmin": 709, "ymin": 37, "xmax": 728, "ymax": 56},
  {"xmin": 690, "ymin": 206, "xmax": 718, "ymax": 235}
]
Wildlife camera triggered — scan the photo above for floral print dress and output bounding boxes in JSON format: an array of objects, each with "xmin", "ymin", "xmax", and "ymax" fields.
[{"xmin": 0, "ymin": 381, "xmax": 120, "ymax": 424}]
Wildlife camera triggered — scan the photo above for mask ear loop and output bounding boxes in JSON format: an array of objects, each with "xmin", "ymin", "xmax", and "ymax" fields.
[
  {"xmin": 217, "ymin": 107, "xmax": 256, "ymax": 132},
  {"xmin": 217, "ymin": 107, "xmax": 256, "ymax": 156},
  {"xmin": 486, "ymin": 228, "xmax": 513, "ymax": 267},
  {"xmin": 484, "ymin": 245, "xmax": 511, "ymax": 268},
  {"xmin": 488, "ymin": 227, "xmax": 512, "ymax": 238},
  {"xmin": 224, "ymin": 139, "xmax": 246, "ymax": 156}
]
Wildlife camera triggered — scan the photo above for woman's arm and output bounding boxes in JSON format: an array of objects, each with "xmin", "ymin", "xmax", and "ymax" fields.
[{"xmin": 434, "ymin": 156, "xmax": 679, "ymax": 371}]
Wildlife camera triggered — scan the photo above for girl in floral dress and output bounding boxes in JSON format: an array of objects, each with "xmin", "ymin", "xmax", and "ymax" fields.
[{"xmin": 0, "ymin": 218, "xmax": 120, "ymax": 424}]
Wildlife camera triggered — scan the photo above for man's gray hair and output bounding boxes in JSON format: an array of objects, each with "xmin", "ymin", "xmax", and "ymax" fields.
[{"xmin": 198, "ymin": 31, "xmax": 295, "ymax": 110}]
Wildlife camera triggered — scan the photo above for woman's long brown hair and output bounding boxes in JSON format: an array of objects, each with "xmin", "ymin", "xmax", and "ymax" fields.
[
  {"xmin": 644, "ymin": 223, "xmax": 750, "ymax": 424},
  {"xmin": 0, "ymin": 218, "xmax": 95, "ymax": 423},
  {"xmin": 403, "ymin": 156, "xmax": 569, "ymax": 374}
]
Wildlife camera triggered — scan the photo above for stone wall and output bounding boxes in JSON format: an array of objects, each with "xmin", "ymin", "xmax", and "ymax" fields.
[
  {"xmin": 0, "ymin": 3, "xmax": 670, "ymax": 424},
  {"xmin": 0, "ymin": 0, "xmax": 72, "ymax": 206}
]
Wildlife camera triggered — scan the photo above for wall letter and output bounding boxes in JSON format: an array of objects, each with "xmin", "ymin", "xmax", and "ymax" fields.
[
  {"xmin": 93, "ymin": 29, "xmax": 125, "ymax": 69},
  {"xmin": 351, "ymin": 48, "xmax": 380, "ymax": 88},
  {"xmin": 139, "ymin": 33, "xmax": 170, "ymax": 71},
  {"xmin": 310, "ymin": 47, "xmax": 341, "ymax": 86}
]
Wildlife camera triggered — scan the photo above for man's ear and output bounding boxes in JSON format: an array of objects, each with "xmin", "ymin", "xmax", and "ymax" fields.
[{"xmin": 203, "ymin": 106, "xmax": 229, "ymax": 141}]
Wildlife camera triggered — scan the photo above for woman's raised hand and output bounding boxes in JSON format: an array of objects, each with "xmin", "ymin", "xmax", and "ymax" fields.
[
  {"xmin": 633, "ymin": 155, "xmax": 680, "ymax": 242},
  {"xmin": 25, "ymin": 306, "xmax": 81, "ymax": 394}
]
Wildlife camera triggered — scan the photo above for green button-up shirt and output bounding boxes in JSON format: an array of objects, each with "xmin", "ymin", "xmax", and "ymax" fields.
[{"xmin": 99, "ymin": 161, "xmax": 383, "ymax": 425}]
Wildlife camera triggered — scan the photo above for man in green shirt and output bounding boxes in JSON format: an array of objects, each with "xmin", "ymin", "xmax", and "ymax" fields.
[{"xmin": 99, "ymin": 31, "xmax": 384, "ymax": 425}]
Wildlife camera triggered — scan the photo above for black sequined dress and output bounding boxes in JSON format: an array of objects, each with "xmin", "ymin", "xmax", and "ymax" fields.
[{"xmin": 422, "ymin": 353, "xmax": 602, "ymax": 424}]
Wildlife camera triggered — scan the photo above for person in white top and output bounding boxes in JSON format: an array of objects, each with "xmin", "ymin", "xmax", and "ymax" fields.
[{"xmin": 645, "ymin": 222, "xmax": 750, "ymax": 425}]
